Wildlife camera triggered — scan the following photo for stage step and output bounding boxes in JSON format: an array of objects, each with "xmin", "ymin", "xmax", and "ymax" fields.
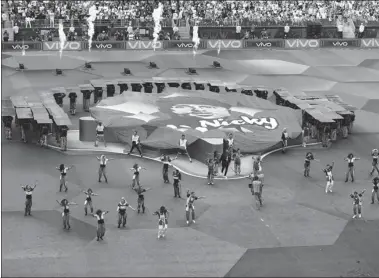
[{"xmin": 178, "ymin": 26, "xmax": 190, "ymax": 40}]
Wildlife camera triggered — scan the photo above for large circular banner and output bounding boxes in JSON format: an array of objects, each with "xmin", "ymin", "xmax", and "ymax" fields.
[{"xmin": 90, "ymin": 91, "xmax": 302, "ymax": 152}]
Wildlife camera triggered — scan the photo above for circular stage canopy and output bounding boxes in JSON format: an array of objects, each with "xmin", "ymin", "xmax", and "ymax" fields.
[{"xmin": 90, "ymin": 91, "xmax": 302, "ymax": 153}]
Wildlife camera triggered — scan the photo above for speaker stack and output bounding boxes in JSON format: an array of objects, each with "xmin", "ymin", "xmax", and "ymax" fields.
[{"xmin": 307, "ymin": 23, "xmax": 322, "ymax": 39}]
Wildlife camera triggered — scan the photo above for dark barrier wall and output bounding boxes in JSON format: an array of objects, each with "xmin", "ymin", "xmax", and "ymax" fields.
[{"xmin": 192, "ymin": 26, "xmax": 379, "ymax": 39}]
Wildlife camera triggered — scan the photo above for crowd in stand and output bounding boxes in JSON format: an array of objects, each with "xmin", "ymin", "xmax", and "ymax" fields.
[{"xmin": 2, "ymin": 0, "xmax": 379, "ymax": 29}]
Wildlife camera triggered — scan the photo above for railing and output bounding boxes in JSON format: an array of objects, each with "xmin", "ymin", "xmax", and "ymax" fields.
[{"xmin": 13, "ymin": 17, "xmax": 379, "ymax": 29}]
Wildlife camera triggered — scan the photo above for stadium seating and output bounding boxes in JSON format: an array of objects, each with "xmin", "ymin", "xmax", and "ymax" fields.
[{"xmin": 3, "ymin": 0, "xmax": 378, "ymax": 30}]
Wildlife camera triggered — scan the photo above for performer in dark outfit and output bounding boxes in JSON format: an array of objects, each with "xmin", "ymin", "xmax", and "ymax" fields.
[
  {"xmin": 220, "ymin": 151, "xmax": 231, "ymax": 178},
  {"xmin": 130, "ymin": 163, "xmax": 146, "ymax": 188},
  {"xmin": 56, "ymin": 164, "xmax": 73, "ymax": 192},
  {"xmin": 161, "ymin": 155, "xmax": 174, "ymax": 183},
  {"xmin": 186, "ymin": 190, "xmax": 206, "ymax": 225},
  {"xmin": 173, "ymin": 169, "xmax": 182, "ymax": 198},
  {"xmin": 370, "ymin": 149, "xmax": 379, "ymax": 176},
  {"xmin": 21, "ymin": 182, "xmax": 37, "ymax": 216},
  {"xmin": 92, "ymin": 209, "xmax": 109, "ymax": 241},
  {"xmin": 304, "ymin": 152, "xmax": 319, "ymax": 177},
  {"xmin": 134, "ymin": 186, "xmax": 151, "ymax": 213},
  {"xmin": 83, "ymin": 188, "xmax": 99, "ymax": 215},
  {"xmin": 57, "ymin": 199, "xmax": 77, "ymax": 230},
  {"xmin": 117, "ymin": 197, "xmax": 136, "ymax": 228},
  {"xmin": 153, "ymin": 206, "xmax": 169, "ymax": 239},
  {"xmin": 96, "ymin": 155, "xmax": 115, "ymax": 183},
  {"xmin": 344, "ymin": 153, "xmax": 360, "ymax": 183},
  {"xmin": 350, "ymin": 189, "xmax": 366, "ymax": 219},
  {"xmin": 371, "ymin": 177, "xmax": 379, "ymax": 204},
  {"xmin": 206, "ymin": 158, "xmax": 215, "ymax": 185}
]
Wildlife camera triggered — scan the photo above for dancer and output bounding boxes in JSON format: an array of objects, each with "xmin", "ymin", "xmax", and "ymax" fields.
[
  {"xmin": 92, "ymin": 209, "xmax": 109, "ymax": 241},
  {"xmin": 161, "ymin": 155, "xmax": 174, "ymax": 183},
  {"xmin": 350, "ymin": 189, "xmax": 366, "ymax": 219},
  {"xmin": 281, "ymin": 128, "xmax": 289, "ymax": 153},
  {"xmin": 21, "ymin": 182, "xmax": 37, "ymax": 216},
  {"xmin": 213, "ymin": 151, "xmax": 220, "ymax": 176},
  {"xmin": 304, "ymin": 152, "xmax": 319, "ymax": 177},
  {"xmin": 323, "ymin": 161, "xmax": 335, "ymax": 194},
  {"xmin": 248, "ymin": 176, "xmax": 263, "ymax": 210},
  {"xmin": 83, "ymin": 188, "xmax": 98, "ymax": 216},
  {"xmin": 128, "ymin": 130, "xmax": 143, "ymax": 157},
  {"xmin": 130, "ymin": 163, "xmax": 146, "ymax": 188},
  {"xmin": 117, "ymin": 197, "xmax": 136, "ymax": 228},
  {"xmin": 3, "ymin": 115, "xmax": 13, "ymax": 140},
  {"xmin": 56, "ymin": 164, "xmax": 73, "ymax": 192},
  {"xmin": 371, "ymin": 177, "xmax": 379, "ymax": 204},
  {"xmin": 253, "ymin": 156, "xmax": 262, "ymax": 176},
  {"xmin": 134, "ymin": 185, "xmax": 151, "ymax": 213},
  {"xmin": 206, "ymin": 158, "xmax": 215, "ymax": 185},
  {"xmin": 344, "ymin": 153, "xmax": 360, "ymax": 182},
  {"xmin": 370, "ymin": 149, "xmax": 379, "ymax": 176},
  {"xmin": 175, "ymin": 134, "xmax": 192, "ymax": 163},
  {"xmin": 95, "ymin": 122, "xmax": 106, "ymax": 147},
  {"xmin": 173, "ymin": 169, "xmax": 182, "ymax": 198},
  {"xmin": 56, "ymin": 199, "xmax": 77, "ymax": 230},
  {"xmin": 96, "ymin": 155, "xmax": 115, "ymax": 183},
  {"xmin": 186, "ymin": 190, "xmax": 206, "ymax": 225},
  {"xmin": 220, "ymin": 151, "xmax": 231, "ymax": 178},
  {"xmin": 234, "ymin": 149, "xmax": 242, "ymax": 175},
  {"xmin": 153, "ymin": 206, "xmax": 169, "ymax": 239}
]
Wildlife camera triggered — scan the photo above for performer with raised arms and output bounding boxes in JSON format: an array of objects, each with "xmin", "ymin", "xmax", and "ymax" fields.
[
  {"xmin": 153, "ymin": 206, "xmax": 169, "ymax": 239},
  {"xmin": 21, "ymin": 181, "xmax": 37, "ymax": 216},
  {"xmin": 186, "ymin": 190, "xmax": 206, "ymax": 225},
  {"xmin": 370, "ymin": 149, "xmax": 379, "ymax": 176},
  {"xmin": 83, "ymin": 188, "xmax": 99, "ymax": 216},
  {"xmin": 96, "ymin": 155, "xmax": 115, "ymax": 183},
  {"xmin": 57, "ymin": 199, "xmax": 78, "ymax": 230},
  {"xmin": 130, "ymin": 163, "xmax": 146, "ymax": 189},
  {"xmin": 323, "ymin": 161, "xmax": 335, "ymax": 194},
  {"xmin": 344, "ymin": 153, "xmax": 360, "ymax": 183},
  {"xmin": 92, "ymin": 209, "xmax": 109, "ymax": 241},
  {"xmin": 133, "ymin": 185, "xmax": 151, "ymax": 214},
  {"xmin": 56, "ymin": 164, "xmax": 73, "ymax": 192},
  {"xmin": 117, "ymin": 197, "xmax": 136, "ymax": 228}
]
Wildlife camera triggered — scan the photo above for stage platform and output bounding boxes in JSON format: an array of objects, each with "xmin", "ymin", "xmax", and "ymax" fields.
[{"xmin": 2, "ymin": 48, "xmax": 379, "ymax": 277}]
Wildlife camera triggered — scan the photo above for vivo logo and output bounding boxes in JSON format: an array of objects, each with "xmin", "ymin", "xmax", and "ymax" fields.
[
  {"xmin": 286, "ymin": 39, "xmax": 319, "ymax": 48},
  {"xmin": 256, "ymin": 42, "xmax": 271, "ymax": 47},
  {"xmin": 361, "ymin": 39, "xmax": 379, "ymax": 48},
  {"xmin": 128, "ymin": 41, "xmax": 162, "ymax": 49},
  {"xmin": 12, "ymin": 45, "xmax": 29, "ymax": 50},
  {"xmin": 208, "ymin": 40, "xmax": 242, "ymax": 49},
  {"xmin": 177, "ymin": 43, "xmax": 194, "ymax": 48},
  {"xmin": 332, "ymin": 41, "xmax": 348, "ymax": 47},
  {"xmin": 44, "ymin": 41, "xmax": 81, "ymax": 50},
  {"xmin": 95, "ymin": 44, "xmax": 112, "ymax": 49}
]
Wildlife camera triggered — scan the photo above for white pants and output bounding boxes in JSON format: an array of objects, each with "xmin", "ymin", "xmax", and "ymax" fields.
[
  {"xmin": 158, "ymin": 224, "xmax": 167, "ymax": 238},
  {"xmin": 325, "ymin": 180, "xmax": 334, "ymax": 193}
]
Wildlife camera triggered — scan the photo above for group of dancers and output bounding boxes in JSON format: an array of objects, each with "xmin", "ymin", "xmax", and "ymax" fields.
[
  {"xmin": 302, "ymin": 148, "xmax": 379, "ymax": 218},
  {"xmin": 21, "ymin": 155, "xmax": 206, "ymax": 241},
  {"xmin": 20, "ymin": 147, "xmax": 379, "ymax": 241}
]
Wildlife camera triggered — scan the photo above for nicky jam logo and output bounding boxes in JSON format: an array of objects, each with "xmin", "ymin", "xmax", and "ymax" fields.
[{"xmin": 167, "ymin": 104, "xmax": 278, "ymax": 132}]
